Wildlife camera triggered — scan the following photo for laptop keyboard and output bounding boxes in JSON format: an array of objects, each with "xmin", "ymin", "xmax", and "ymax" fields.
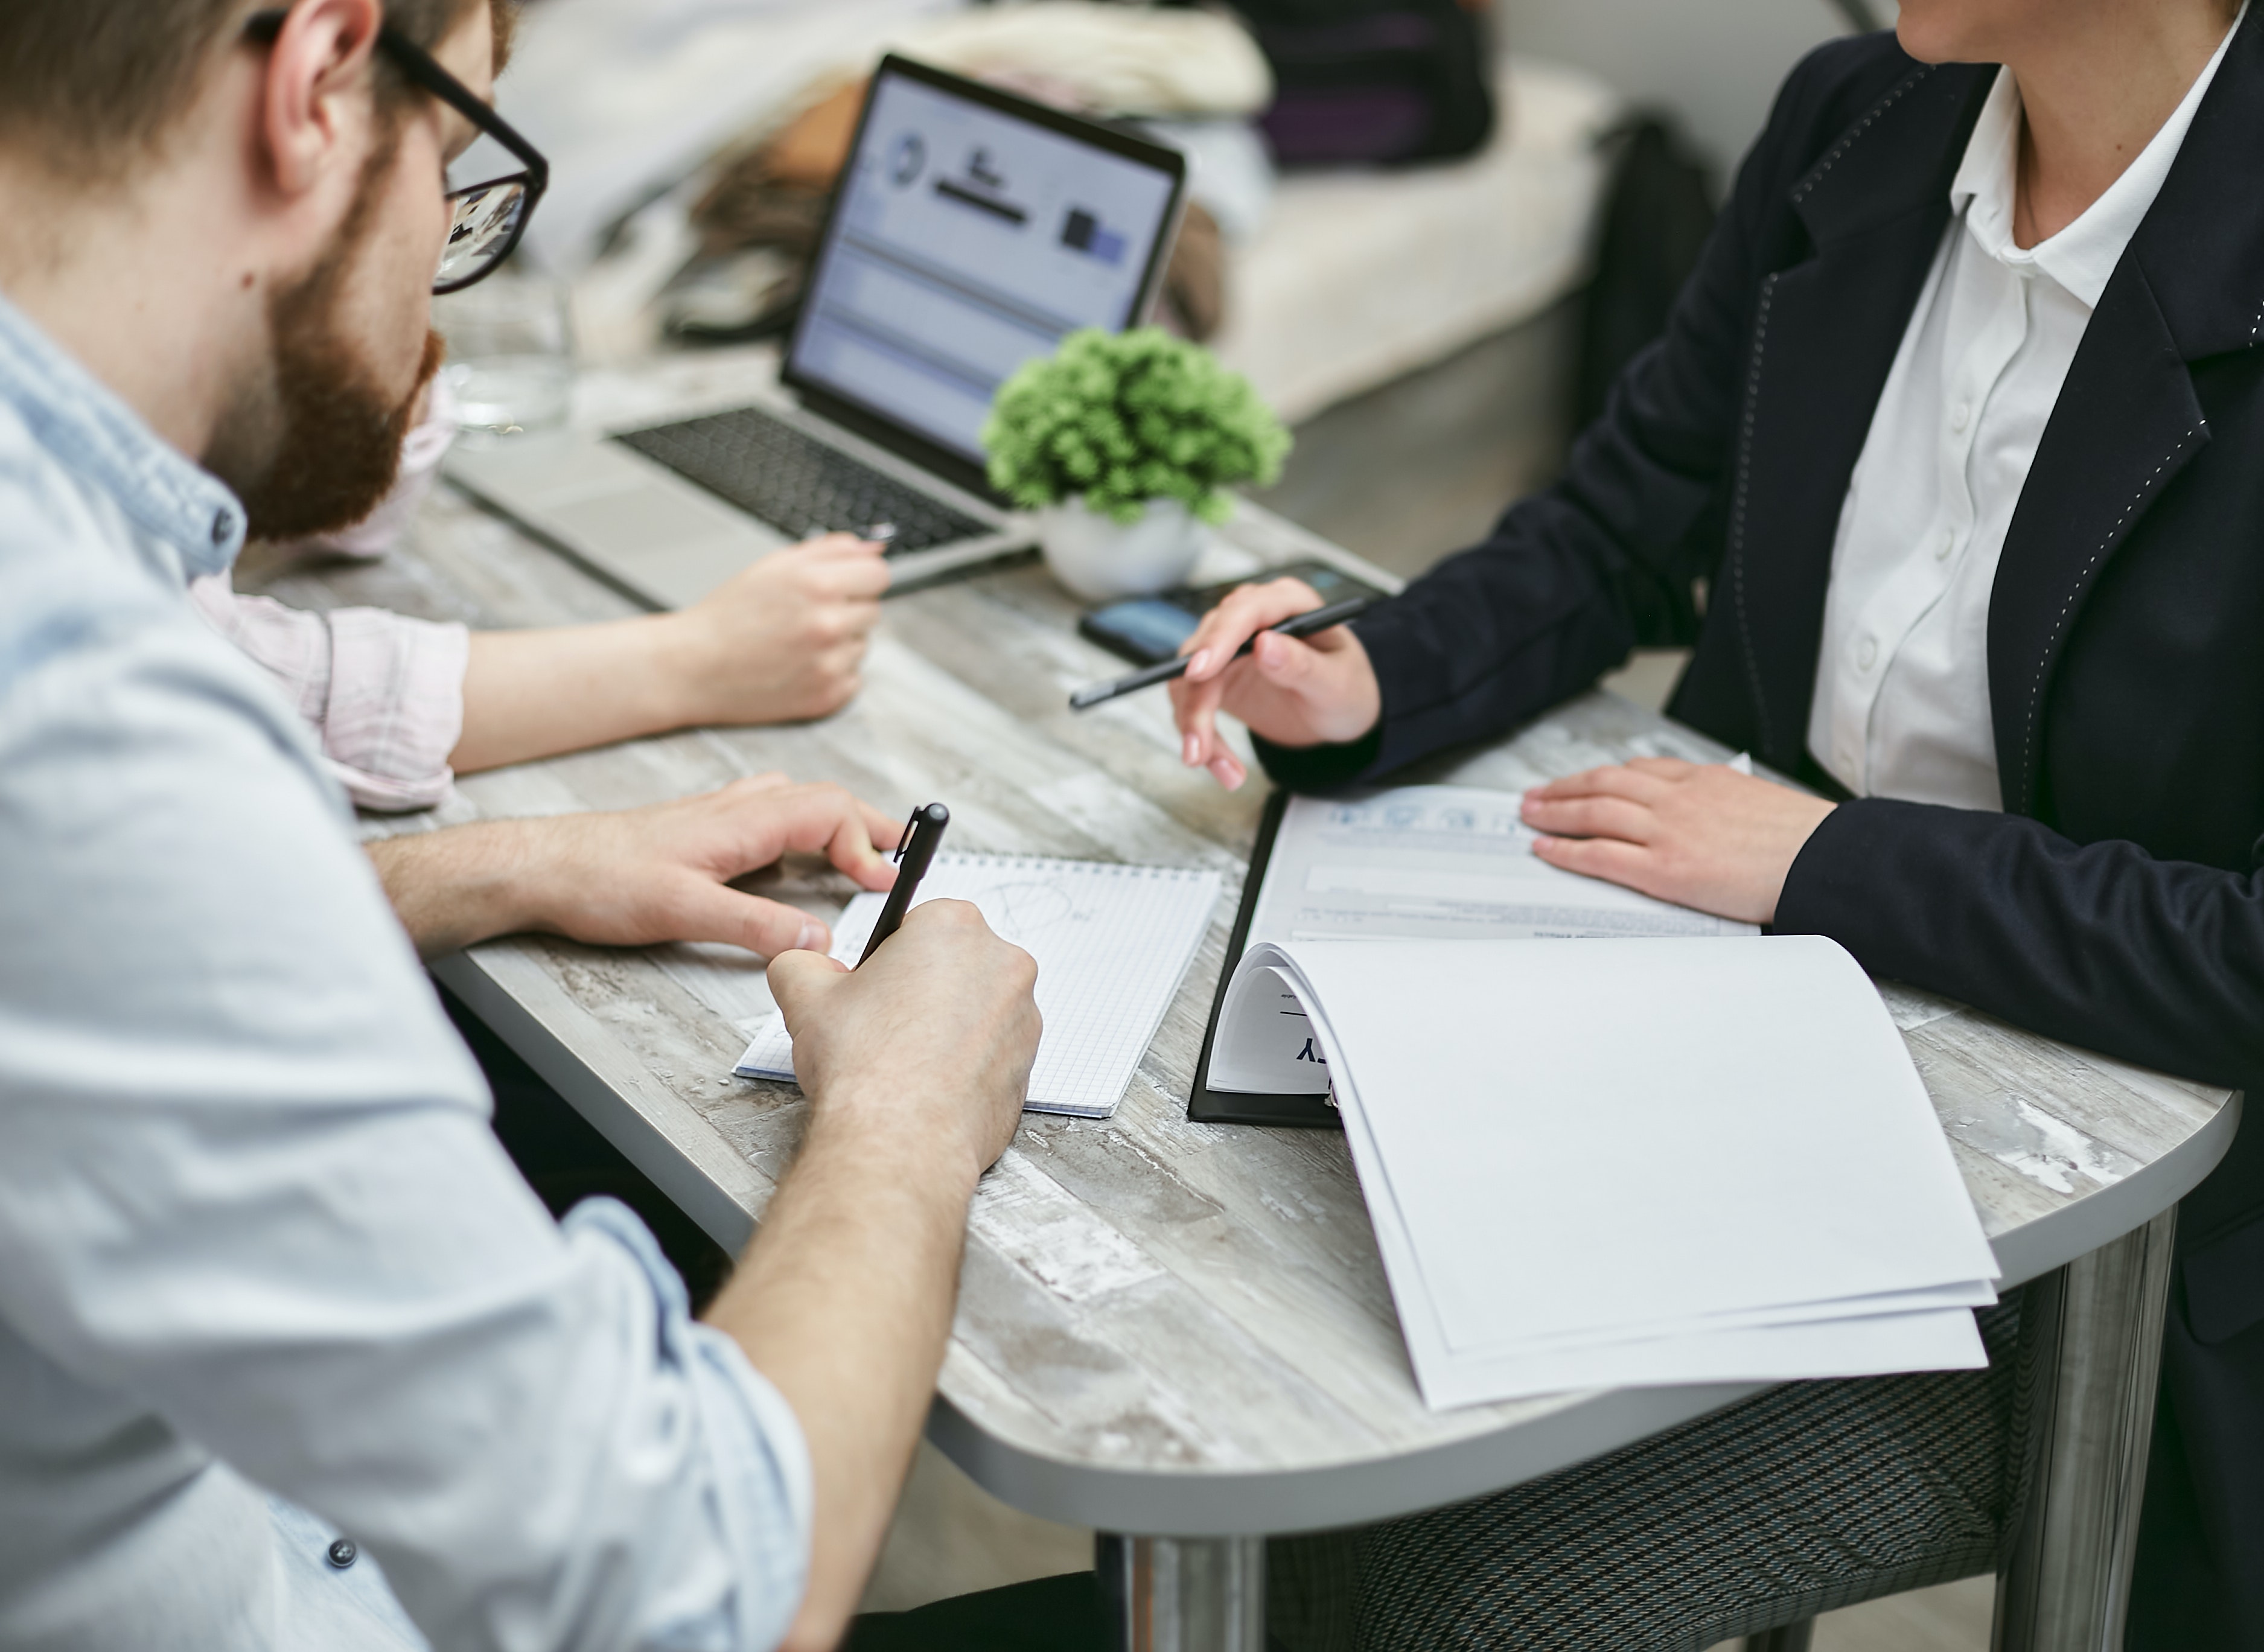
[{"xmin": 614, "ymin": 406, "xmax": 992, "ymax": 555}]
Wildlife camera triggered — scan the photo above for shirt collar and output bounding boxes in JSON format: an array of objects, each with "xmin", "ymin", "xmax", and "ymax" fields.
[
  {"xmin": 0, "ymin": 291, "xmax": 246, "ymax": 579},
  {"xmin": 1951, "ymin": 4, "xmax": 2246, "ymax": 310}
]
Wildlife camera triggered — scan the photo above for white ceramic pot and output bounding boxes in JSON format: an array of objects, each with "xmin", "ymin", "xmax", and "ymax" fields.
[{"xmin": 1038, "ymin": 496, "xmax": 1204, "ymax": 603}]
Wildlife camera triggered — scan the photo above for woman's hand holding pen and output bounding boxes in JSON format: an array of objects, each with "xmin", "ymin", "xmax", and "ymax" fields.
[
  {"xmin": 1161, "ymin": 578, "xmax": 1829, "ymax": 923},
  {"xmin": 1169, "ymin": 576, "xmax": 1383, "ymax": 791},
  {"xmin": 1521, "ymin": 758, "xmax": 1837, "ymax": 926}
]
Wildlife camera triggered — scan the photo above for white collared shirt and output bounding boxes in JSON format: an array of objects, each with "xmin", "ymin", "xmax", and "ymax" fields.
[{"xmin": 1805, "ymin": 12, "xmax": 2240, "ymax": 808}]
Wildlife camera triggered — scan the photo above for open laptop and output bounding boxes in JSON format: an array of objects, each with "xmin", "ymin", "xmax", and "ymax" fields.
[{"xmin": 447, "ymin": 56, "xmax": 1188, "ymax": 609}]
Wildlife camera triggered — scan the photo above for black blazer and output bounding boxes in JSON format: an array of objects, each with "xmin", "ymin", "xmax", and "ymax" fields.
[{"xmin": 1258, "ymin": 21, "xmax": 2264, "ymax": 1634}]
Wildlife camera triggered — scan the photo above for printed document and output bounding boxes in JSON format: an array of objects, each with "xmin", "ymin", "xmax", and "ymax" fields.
[{"xmin": 1221, "ymin": 785, "xmax": 1756, "ymax": 1097}]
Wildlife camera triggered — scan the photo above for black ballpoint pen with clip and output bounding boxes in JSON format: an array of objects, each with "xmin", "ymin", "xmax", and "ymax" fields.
[
  {"xmin": 1067, "ymin": 595, "xmax": 1378, "ymax": 711},
  {"xmin": 857, "ymin": 803, "xmax": 949, "ymax": 965}
]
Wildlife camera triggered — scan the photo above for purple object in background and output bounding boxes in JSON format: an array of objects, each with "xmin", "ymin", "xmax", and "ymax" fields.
[
  {"xmin": 1241, "ymin": 0, "xmax": 1494, "ymax": 168},
  {"xmin": 1261, "ymin": 87, "xmax": 1433, "ymax": 164}
]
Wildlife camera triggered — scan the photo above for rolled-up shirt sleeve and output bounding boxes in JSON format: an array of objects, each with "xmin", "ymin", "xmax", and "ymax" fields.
[
  {"xmin": 0, "ymin": 564, "xmax": 808, "ymax": 1652},
  {"xmin": 188, "ymin": 573, "xmax": 469, "ymax": 812}
]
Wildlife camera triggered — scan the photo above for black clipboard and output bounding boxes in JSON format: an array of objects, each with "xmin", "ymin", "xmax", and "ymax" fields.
[{"xmin": 1188, "ymin": 789, "xmax": 1342, "ymax": 1128}]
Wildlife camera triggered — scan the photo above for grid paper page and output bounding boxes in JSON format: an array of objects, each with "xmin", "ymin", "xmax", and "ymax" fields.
[{"xmin": 735, "ymin": 855, "xmax": 1223, "ymax": 1118}]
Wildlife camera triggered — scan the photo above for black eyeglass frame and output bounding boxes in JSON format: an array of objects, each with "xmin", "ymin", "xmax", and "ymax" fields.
[{"xmin": 243, "ymin": 7, "xmax": 549, "ymax": 293}]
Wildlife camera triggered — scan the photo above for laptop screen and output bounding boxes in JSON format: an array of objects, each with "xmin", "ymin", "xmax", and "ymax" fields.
[{"xmin": 785, "ymin": 59, "xmax": 1184, "ymax": 471}]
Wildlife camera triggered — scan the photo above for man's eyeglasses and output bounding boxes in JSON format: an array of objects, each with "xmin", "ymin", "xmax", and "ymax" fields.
[{"xmin": 243, "ymin": 9, "xmax": 549, "ymax": 294}]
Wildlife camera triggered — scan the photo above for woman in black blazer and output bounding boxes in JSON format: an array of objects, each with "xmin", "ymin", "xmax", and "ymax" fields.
[{"xmin": 1176, "ymin": 0, "xmax": 2264, "ymax": 1643}]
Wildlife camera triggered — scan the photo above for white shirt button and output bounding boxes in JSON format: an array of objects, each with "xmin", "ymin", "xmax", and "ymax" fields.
[
  {"xmin": 1857, "ymin": 635, "xmax": 1880, "ymax": 671},
  {"xmin": 1936, "ymin": 528, "xmax": 1957, "ymax": 560},
  {"xmin": 1950, "ymin": 400, "xmax": 1972, "ymax": 433}
]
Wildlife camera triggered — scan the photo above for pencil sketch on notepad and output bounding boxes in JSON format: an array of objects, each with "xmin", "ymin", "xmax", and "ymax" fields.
[{"xmin": 734, "ymin": 854, "xmax": 1222, "ymax": 1118}]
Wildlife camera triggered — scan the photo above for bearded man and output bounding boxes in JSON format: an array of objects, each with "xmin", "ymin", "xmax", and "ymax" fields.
[{"xmin": 0, "ymin": 5, "xmax": 1047, "ymax": 1650}]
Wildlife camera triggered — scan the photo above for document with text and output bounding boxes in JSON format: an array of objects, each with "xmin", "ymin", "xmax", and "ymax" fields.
[{"xmin": 1217, "ymin": 785, "xmax": 1756, "ymax": 1097}]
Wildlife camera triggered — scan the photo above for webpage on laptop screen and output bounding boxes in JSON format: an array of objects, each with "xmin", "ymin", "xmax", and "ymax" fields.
[{"xmin": 790, "ymin": 71, "xmax": 1177, "ymax": 463}]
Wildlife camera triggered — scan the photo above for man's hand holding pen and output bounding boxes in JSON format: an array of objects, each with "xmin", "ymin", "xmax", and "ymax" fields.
[
  {"xmin": 770, "ymin": 899, "xmax": 1039, "ymax": 1187},
  {"xmin": 767, "ymin": 799, "xmax": 1036, "ymax": 1178}
]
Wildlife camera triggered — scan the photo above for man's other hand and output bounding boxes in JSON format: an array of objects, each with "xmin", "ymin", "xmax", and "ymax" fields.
[
  {"xmin": 369, "ymin": 774, "xmax": 901, "ymax": 958},
  {"xmin": 1168, "ymin": 576, "xmax": 1382, "ymax": 790},
  {"xmin": 518, "ymin": 774, "xmax": 901, "ymax": 953},
  {"xmin": 767, "ymin": 902, "xmax": 1038, "ymax": 1186}
]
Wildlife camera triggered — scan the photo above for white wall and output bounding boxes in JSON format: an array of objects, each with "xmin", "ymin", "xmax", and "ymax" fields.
[{"xmin": 1497, "ymin": 0, "xmax": 1892, "ymax": 193}]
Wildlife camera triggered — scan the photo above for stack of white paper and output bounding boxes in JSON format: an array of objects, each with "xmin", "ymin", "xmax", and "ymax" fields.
[{"xmin": 1212, "ymin": 934, "xmax": 1999, "ymax": 1408}]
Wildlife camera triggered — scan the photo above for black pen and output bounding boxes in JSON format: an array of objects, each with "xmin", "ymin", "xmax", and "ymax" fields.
[
  {"xmin": 1068, "ymin": 595, "xmax": 1379, "ymax": 712},
  {"xmin": 857, "ymin": 802, "xmax": 949, "ymax": 965}
]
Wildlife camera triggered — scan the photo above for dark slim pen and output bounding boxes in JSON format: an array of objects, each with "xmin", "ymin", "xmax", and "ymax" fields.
[
  {"xmin": 1067, "ymin": 595, "xmax": 1379, "ymax": 711},
  {"xmin": 857, "ymin": 802, "xmax": 949, "ymax": 965}
]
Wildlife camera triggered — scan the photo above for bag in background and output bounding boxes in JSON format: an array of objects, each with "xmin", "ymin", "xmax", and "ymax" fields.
[{"xmin": 1210, "ymin": 0, "xmax": 1497, "ymax": 167}]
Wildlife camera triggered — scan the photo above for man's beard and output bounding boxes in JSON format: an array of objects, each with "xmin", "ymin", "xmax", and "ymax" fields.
[
  {"xmin": 211, "ymin": 167, "xmax": 445, "ymax": 541},
  {"xmin": 241, "ymin": 313, "xmax": 444, "ymax": 541}
]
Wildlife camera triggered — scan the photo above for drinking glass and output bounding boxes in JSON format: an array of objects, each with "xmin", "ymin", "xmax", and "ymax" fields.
[{"xmin": 435, "ymin": 271, "xmax": 575, "ymax": 435}]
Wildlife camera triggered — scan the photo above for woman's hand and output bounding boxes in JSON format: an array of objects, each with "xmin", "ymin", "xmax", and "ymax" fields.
[
  {"xmin": 453, "ymin": 536, "xmax": 890, "ymax": 775},
  {"xmin": 672, "ymin": 533, "xmax": 891, "ymax": 726},
  {"xmin": 1167, "ymin": 577, "xmax": 1383, "ymax": 790},
  {"xmin": 1520, "ymin": 758, "xmax": 1837, "ymax": 925}
]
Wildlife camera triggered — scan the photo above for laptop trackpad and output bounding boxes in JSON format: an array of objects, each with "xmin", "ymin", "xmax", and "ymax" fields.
[{"xmin": 551, "ymin": 482, "xmax": 789, "ymax": 610}]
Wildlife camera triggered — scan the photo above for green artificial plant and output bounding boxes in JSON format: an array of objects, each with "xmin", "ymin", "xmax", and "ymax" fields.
[{"xmin": 981, "ymin": 327, "xmax": 1292, "ymax": 525}]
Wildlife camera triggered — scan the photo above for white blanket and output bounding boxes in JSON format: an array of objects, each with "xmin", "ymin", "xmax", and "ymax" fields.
[
  {"xmin": 1214, "ymin": 59, "xmax": 1622, "ymax": 424},
  {"xmin": 506, "ymin": 0, "xmax": 1269, "ymax": 273}
]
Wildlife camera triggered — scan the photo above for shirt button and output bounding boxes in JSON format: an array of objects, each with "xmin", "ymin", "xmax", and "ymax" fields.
[
  {"xmin": 1857, "ymin": 635, "xmax": 1880, "ymax": 671},
  {"xmin": 1950, "ymin": 401, "xmax": 1972, "ymax": 433},
  {"xmin": 327, "ymin": 1539, "xmax": 358, "ymax": 1569},
  {"xmin": 1936, "ymin": 528, "xmax": 1957, "ymax": 560}
]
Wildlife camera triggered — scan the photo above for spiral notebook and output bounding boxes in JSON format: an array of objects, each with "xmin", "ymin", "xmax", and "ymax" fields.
[{"xmin": 734, "ymin": 854, "xmax": 1223, "ymax": 1118}]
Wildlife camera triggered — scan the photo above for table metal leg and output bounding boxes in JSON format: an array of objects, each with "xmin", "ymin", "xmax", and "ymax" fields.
[
  {"xmin": 1098, "ymin": 1533, "xmax": 1267, "ymax": 1652},
  {"xmin": 1747, "ymin": 1622, "xmax": 1815, "ymax": 1652},
  {"xmin": 1993, "ymin": 1206, "xmax": 2178, "ymax": 1652}
]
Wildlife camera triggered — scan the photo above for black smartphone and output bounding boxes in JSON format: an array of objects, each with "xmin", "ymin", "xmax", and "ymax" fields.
[{"xmin": 1076, "ymin": 560, "xmax": 1385, "ymax": 666}]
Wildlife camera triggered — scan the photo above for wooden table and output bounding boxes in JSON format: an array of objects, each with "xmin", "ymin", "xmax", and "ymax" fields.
[{"xmin": 275, "ymin": 351, "xmax": 2238, "ymax": 1652}]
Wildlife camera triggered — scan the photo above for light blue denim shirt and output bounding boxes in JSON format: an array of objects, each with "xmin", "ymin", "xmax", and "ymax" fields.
[{"xmin": 0, "ymin": 293, "xmax": 811, "ymax": 1652}]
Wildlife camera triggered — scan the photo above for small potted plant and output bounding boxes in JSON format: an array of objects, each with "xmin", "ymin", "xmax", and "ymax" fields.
[{"xmin": 982, "ymin": 327, "xmax": 1292, "ymax": 602}]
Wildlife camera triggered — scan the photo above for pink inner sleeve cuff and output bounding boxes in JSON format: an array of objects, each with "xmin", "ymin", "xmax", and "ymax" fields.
[
  {"xmin": 188, "ymin": 575, "xmax": 470, "ymax": 814},
  {"xmin": 321, "ymin": 607, "xmax": 470, "ymax": 813},
  {"xmin": 187, "ymin": 576, "xmax": 332, "ymax": 728}
]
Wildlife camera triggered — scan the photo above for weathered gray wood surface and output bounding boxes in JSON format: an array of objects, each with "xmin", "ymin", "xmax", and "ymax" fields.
[{"xmin": 261, "ymin": 350, "xmax": 2235, "ymax": 1538}]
